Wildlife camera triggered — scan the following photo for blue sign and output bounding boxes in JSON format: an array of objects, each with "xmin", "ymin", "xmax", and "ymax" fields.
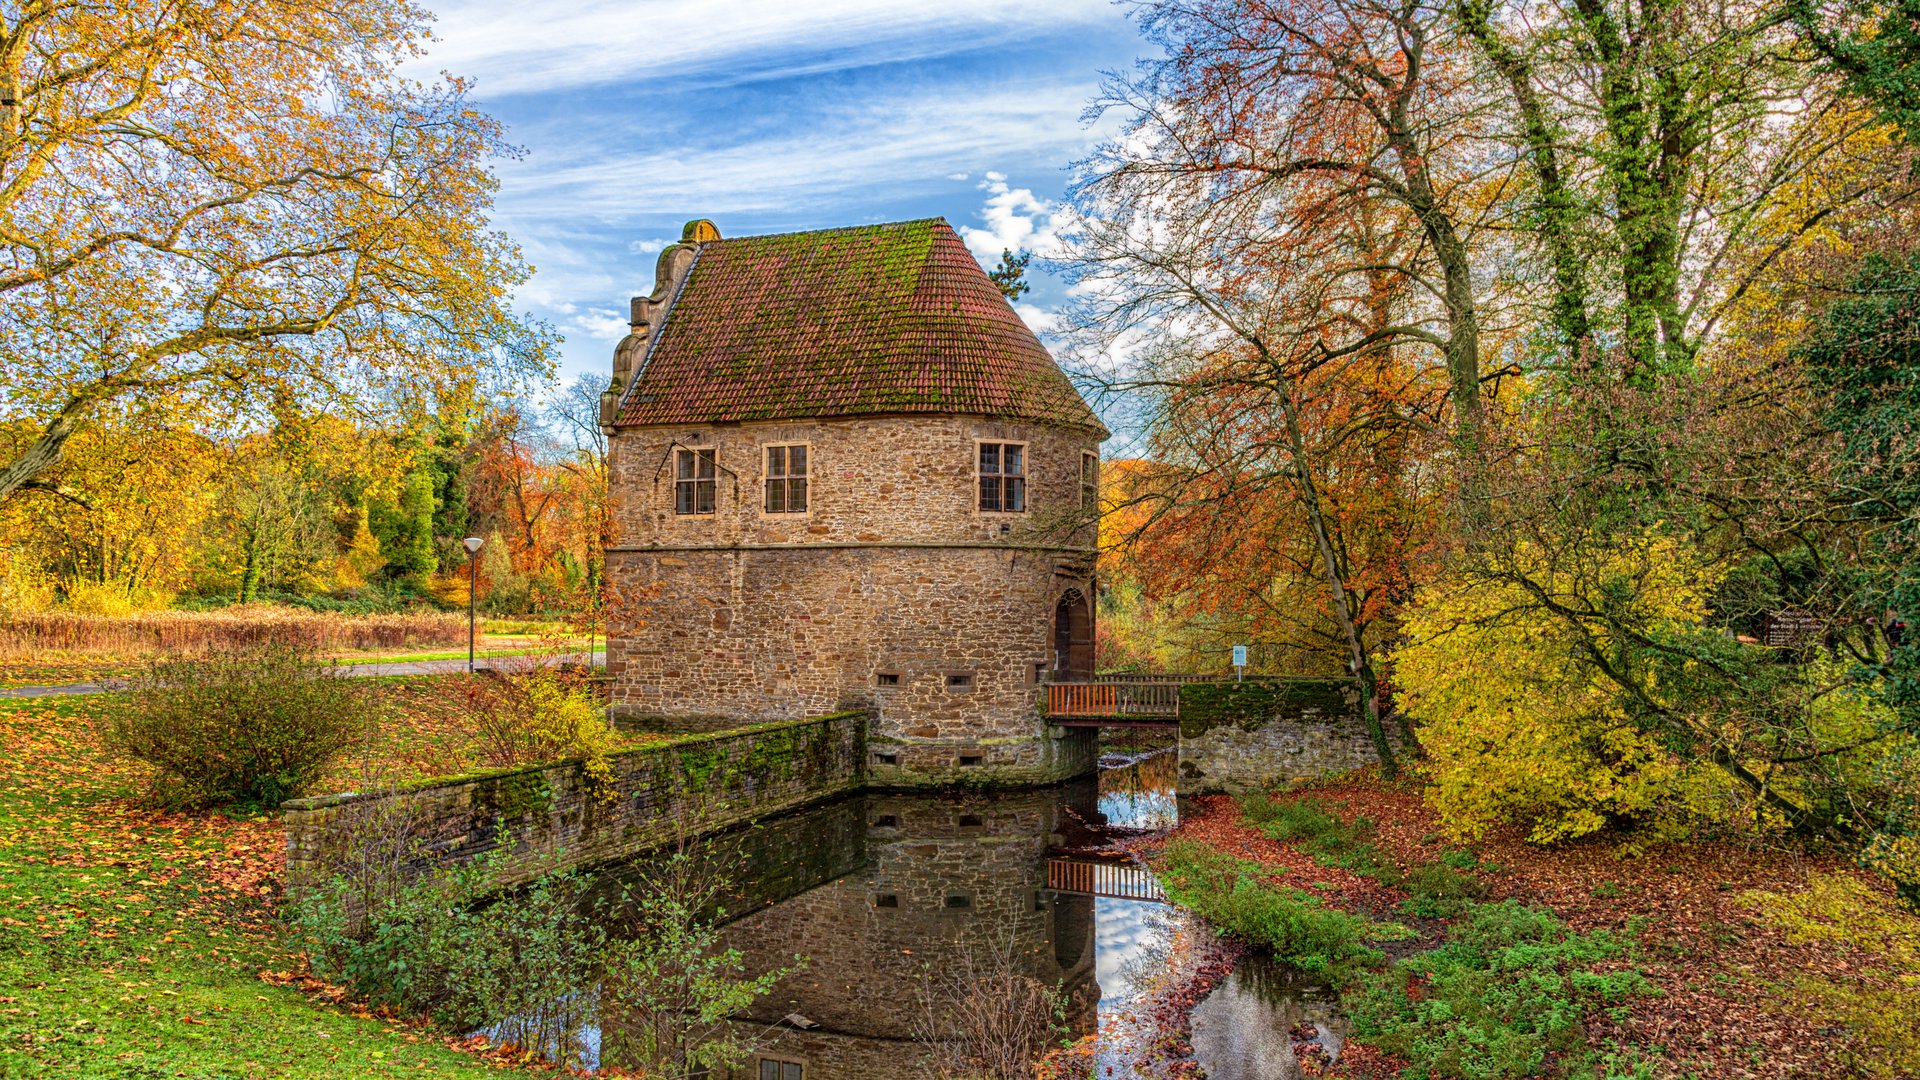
[{"xmin": 1232, "ymin": 645, "xmax": 1248, "ymax": 668}]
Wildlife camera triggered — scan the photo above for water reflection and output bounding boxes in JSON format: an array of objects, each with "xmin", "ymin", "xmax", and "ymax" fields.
[{"xmin": 584, "ymin": 744, "xmax": 1330, "ymax": 1079}]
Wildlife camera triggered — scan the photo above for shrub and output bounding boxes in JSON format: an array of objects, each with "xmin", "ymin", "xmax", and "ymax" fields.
[
  {"xmin": 466, "ymin": 665, "xmax": 617, "ymax": 798},
  {"xmin": 102, "ymin": 644, "xmax": 367, "ymax": 805},
  {"xmin": 1153, "ymin": 838, "xmax": 1383, "ymax": 978},
  {"xmin": 600, "ymin": 847, "xmax": 801, "ymax": 1079},
  {"xmin": 1389, "ymin": 536, "xmax": 1716, "ymax": 843},
  {"xmin": 294, "ymin": 845, "xmax": 606, "ymax": 1063},
  {"xmin": 1346, "ymin": 900, "xmax": 1654, "ymax": 1079},
  {"xmin": 296, "ymin": 834, "xmax": 797, "ymax": 1076}
]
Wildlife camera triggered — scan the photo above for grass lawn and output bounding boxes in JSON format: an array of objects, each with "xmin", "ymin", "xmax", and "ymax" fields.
[{"xmin": 0, "ymin": 680, "xmax": 624, "ymax": 1078}]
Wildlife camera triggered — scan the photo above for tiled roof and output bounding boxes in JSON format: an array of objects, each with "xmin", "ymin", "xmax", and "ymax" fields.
[{"xmin": 614, "ymin": 219, "xmax": 1105, "ymax": 433}]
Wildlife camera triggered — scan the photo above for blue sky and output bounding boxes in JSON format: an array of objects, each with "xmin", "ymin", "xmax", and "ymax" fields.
[{"xmin": 420, "ymin": 0, "xmax": 1153, "ymax": 388}]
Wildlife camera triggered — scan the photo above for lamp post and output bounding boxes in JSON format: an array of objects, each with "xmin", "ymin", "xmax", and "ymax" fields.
[{"xmin": 463, "ymin": 536, "xmax": 484, "ymax": 672}]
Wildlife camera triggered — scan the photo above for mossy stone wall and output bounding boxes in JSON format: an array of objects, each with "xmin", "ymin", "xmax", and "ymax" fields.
[
  {"xmin": 282, "ymin": 711, "xmax": 866, "ymax": 894},
  {"xmin": 1175, "ymin": 678, "xmax": 1388, "ymax": 794}
]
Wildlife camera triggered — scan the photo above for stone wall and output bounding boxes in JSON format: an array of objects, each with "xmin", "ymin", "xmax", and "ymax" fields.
[
  {"xmin": 1175, "ymin": 679, "xmax": 1393, "ymax": 794},
  {"xmin": 606, "ymin": 414, "xmax": 1099, "ymax": 550},
  {"xmin": 603, "ymin": 413, "xmax": 1102, "ymax": 787},
  {"xmin": 281, "ymin": 712, "xmax": 865, "ymax": 894}
]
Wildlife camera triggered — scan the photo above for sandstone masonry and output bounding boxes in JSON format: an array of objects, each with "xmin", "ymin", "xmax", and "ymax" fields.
[
  {"xmin": 281, "ymin": 712, "xmax": 864, "ymax": 894},
  {"xmin": 1175, "ymin": 679, "xmax": 1398, "ymax": 794}
]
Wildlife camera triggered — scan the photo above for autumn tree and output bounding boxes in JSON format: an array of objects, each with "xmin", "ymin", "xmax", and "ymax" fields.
[
  {"xmin": 1090, "ymin": 0, "xmax": 1502, "ymax": 491},
  {"xmin": 1069, "ymin": 145, "xmax": 1458, "ymax": 770},
  {"xmin": 1454, "ymin": 0, "xmax": 1904, "ymax": 372},
  {"xmin": 0, "ymin": 0, "xmax": 551, "ymax": 505}
]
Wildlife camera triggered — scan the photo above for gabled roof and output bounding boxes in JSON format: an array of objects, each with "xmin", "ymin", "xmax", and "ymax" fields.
[{"xmin": 614, "ymin": 218, "xmax": 1105, "ymax": 434}]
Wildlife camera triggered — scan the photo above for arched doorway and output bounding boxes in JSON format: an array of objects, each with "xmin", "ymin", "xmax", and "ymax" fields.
[{"xmin": 1053, "ymin": 588, "xmax": 1094, "ymax": 682}]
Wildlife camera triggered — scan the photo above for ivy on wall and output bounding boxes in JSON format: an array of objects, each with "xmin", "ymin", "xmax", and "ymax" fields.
[{"xmin": 1178, "ymin": 679, "xmax": 1359, "ymax": 739}]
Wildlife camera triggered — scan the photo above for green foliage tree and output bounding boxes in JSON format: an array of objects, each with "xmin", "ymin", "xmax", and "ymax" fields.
[
  {"xmin": 1801, "ymin": 252, "xmax": 1920, "ymax": 893},
  {"xmin": 1790, "ymin": 0, "xmax": 1920, "ymax": 141},
  {"xmin": 369, "ymin": 464, "xmax": 437, "ymax": 589},
  {"xmin": 986, "ymin": 248, "xmax": 1032, "ymax": 301}
]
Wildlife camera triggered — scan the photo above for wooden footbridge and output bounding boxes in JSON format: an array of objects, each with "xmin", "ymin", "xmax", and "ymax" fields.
[{"xmin": 1041, "ymin": 674, "xmax": 1219, "ymax": 727}]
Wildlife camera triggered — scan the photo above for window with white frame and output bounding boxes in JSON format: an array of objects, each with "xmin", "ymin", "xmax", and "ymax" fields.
[
  {"xmin": 977, "ymin": 442, "xmax": 1026, "ymax": 512},
  {"xmin": 763, "ymin": 444, "xmax": 809, "ymax": 514},
  {"xmin": 674, "ymin": 448, "xmax": 716, "ymax": 515},
  {"xmin": 758, "ymin": 1058, "xmax": 804, "ymax": 1080}
]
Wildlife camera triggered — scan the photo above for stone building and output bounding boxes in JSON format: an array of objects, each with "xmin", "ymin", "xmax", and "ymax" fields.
[{"xmin": 598, "ymin": 218, "xmax": 1109, "ymax": 786}]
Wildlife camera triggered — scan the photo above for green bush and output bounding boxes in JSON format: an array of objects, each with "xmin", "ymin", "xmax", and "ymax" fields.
[
  {"xmin": 295, "ymin": 839, "xmax": 796, "ymax": 1075},
  {"xmin": 1154, "ymin": 838, "xmax": 1383, "ymax": 978},
  {"xmin": 294, "ymin": 844, "xmax": 605, "ymax": 1060},
  {"xmin": 103, "ymin": 644, "xmax": 366, "ymax": 806},
  {"xmin": 1346, "ymin": 900, "xmax": 1655, "ymax": 1079}
]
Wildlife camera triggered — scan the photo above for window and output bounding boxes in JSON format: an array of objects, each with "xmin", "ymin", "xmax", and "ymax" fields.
[
  {"xmin": 946, "ymin": 673, "xmax": 973, "ymax": 690},
  {"xmin": 1081, "ymin": 452, "xmax": 1099, "ymax": 511},
  {"xmin": 873, "ymin": 892, "xmax": 899, "ymax": 908},
  {"xmin": 977, "ymin": 442, "xmax": 1026, "ymax": 512},
  {"xmin": 759, "ymin": 1059, "xmax": 804, "ymax": 1080},
  {"xmin": 763, "ymin": 444, "xmax": 808, "ymax": 513},
  {"xmin": 876, "ymin": 672, "xmax": 900, "ymax": 686},
  {"xmin": 674, "ymin": 448, "xmax": 716, "ymax": 515}
]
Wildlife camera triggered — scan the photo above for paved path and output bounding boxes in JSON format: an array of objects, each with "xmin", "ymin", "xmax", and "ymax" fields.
[{"xmin": 0, "ymin": 652, "xmax": 606, "ymax": 699}]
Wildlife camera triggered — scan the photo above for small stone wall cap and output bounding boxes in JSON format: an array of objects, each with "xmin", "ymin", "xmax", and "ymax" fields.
[{"xmin": 682, "ymin": 218, "xmax": 721, "ymax": 242}]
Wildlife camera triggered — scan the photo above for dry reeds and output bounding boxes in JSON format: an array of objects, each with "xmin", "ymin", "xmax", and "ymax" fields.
[{"xmin": 0, "ymin": 604, "xmax": 466, "ymax": 660}]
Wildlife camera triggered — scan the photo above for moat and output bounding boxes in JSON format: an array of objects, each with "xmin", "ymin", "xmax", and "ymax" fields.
[{"xmin": 568, "ymin": 742, "xmax": 1344, "ymax": 1079}]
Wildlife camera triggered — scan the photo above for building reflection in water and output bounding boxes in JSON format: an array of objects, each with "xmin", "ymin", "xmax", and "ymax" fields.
[{"xmin": 599, "ymin": 780, "xmax": 1107, "ymax": 1079}]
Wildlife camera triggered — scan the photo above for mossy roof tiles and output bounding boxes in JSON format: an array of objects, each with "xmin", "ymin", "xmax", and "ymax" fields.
[{"xmin": 615, "ymin": 218, "xmax": 1105, "ymax": 434}]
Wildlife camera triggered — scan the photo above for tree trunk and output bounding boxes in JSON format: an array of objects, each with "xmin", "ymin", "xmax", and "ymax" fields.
[
  {"xmin": 0, "ymin": 397, "xmax": 89, "ymax": 503},
  {"xmin": 1273, "ymin": 377, "xmax": 1399, "ymax": 776}
]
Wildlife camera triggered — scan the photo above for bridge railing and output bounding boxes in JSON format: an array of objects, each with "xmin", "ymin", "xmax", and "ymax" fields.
[
  {"xmin": 1044, "ymin": 679, "xmax": 1196, "ymax": 718},
  {"xmin": 1045, "ymin": 856, "xmax": 1166, "ymax": 902}
]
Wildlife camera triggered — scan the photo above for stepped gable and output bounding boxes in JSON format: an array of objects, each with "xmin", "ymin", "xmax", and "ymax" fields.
[{"xmin": 614, "ymin": 218, "xmax": 1104, "ymax": 433}]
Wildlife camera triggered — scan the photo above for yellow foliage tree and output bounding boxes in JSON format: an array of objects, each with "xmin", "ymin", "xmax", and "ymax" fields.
[
  {"xmin": 0, "ymin": 0, "xmax": 551, "ymax": 505},
  {"xmin": 1392, "ymin": 534, "xmax": 1725, "ymax": 843}
]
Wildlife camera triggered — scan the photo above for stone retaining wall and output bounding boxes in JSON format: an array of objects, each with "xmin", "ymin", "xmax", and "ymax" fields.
[
  {"xmin": 282, "ymin": 711, "xmax": 865, "ymax": 894},
  {"xmin": 1175, "ymin": 679, "xmax": 1395, "ymax": 794}
]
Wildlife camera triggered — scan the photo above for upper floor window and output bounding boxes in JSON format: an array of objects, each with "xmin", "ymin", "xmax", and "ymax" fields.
[
  {"xmin": 1081, "ymin": 451, "xmax": 1099, "ymax": 511},
  {"xmin": 764, "ymin": 444, "xmax": 809, "ymax": 514},
  {"xmin": 675, "ymin": 448, "xmax": 716, "ymax": 515},
  {"xmin": 978, "ymin": 442, "xmax": 1026, "ymax": 513},
  {"xmin": 759, "ymin": 1059, "xmax": 804, "ymax": 1080}
]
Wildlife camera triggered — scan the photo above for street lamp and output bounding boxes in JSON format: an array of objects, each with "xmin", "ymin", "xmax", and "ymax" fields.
[{"xmin": 463, "ymin": 536, "xmax": 484, "ymax": 672}]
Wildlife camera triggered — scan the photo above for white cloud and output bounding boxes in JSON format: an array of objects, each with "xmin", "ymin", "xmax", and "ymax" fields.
[
  {"xmin": 422, "ymin": 0, "xmax": 1122, "ymax": 96},
  {"xmin": 490, "ymin": 84, "xmax": 1103, "ymax": 219},
  {"xmin": 946, "ymin": 172, "xmax": 971, "ymax": 181},
  {"xmin": 958, "ymin": 173, "xmax": 1064, "ymax": 261},
  {"xmin": 626, "ymin": 237, "xmax": 677, "ymax": 255}
]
